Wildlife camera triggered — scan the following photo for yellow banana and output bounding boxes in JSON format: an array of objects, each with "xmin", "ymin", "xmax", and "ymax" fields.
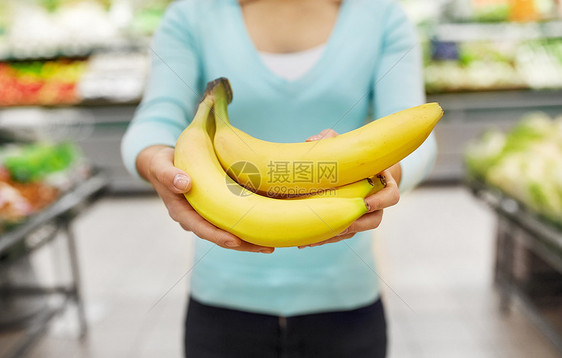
[
  {"xmin": 289, "ymin": 175, "xmax": 386, "ymax": 200},
  {"xmin": 213, "ymin": 80, "xmax": 443, "ymax": 195},
  {"xmin": 173, "ymin": 79, "xmax": 368, "ymax": 248}
]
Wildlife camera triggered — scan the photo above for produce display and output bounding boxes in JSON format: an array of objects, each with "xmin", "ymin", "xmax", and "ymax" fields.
[
  {"xmin": 0, "ymin": 0, "xmax": 172, "ymax": 60},
  {"xmin": 0, "ymin": 60, "xmax": 86, "ymax": 106},
  {"xmin": 437, "ymin": 0, "xmax": 560, "ymax": 24},
  {"xmin": 465, "ymin": 112, "xmax": 562, "ymax": 226},
  {"xmin": 78, "ymin": 51, "xmax": 148, "ymax": 103},
  {"xmin": 0, "ymin": 0, "xmax": 560, "ymax": 106},
  {"xmin": 474, "ymin": 0, "xmax": 559, "ymax": 22},
  {"xmin": 0, "ymin": 169, "xmax": 59, "ymax": 226},
  {"xmin": 174, "ymin": 78, "xmax": 443, "ymax": 247},
  {"xmin": 472, "ymin": 0, "xmax": 511, "ymax": 22},
  {"xmin": 1, "ymin": 1, "xmax": 117, "ymax": 60},
  {"xmin": 0, "ymin": 142, "xmax": 89, "ymax": 233},
  {"xmin": 416, "ymin": 0, "xmax": 562, "ymax": 93},
  {"xmin": 517, "ymin": 39, "xmax": 562, "ymax": 89},
  {"xmin": 0, "ymin": 0, "xmax": 158, "ymax": 107},
  {"xmin": 425, "ymin": 38, "xmax": 562, "ymax": 93},
  {"xmin": 0, "ymin": 51, "xmax": 147, "ymax": 107},
  {"xmin": 2, "ymin": 142, "xmax": 77, "ymax": 183}
]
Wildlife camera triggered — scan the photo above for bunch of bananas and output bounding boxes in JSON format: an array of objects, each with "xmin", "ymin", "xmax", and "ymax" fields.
[{"xmin": 174, "ymin": 78, "xmax": 443, "ymax": 247}]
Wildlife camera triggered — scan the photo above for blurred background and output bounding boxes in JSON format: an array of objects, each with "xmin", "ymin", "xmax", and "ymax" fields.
[{"xmin": 0, "ymin": 0, "xmax": 561, "ymax": 357}]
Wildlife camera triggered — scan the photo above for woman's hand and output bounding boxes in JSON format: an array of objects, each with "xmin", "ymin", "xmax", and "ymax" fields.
[
  {"xmin": 299, "ymin": 129, "xmax": 401, "ymax": 249},
  {"xmin": 298, "ymin": 168, "xmax": 400, "ymax": 248},
  {"xmin": 136, "ymin": 145, "xmax": 275, "ymax": 254}
]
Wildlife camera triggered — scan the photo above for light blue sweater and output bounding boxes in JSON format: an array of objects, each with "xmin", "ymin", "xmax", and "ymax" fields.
[{"xmin": 121, "ymin": 0, "xmax": 437, "ymax": 316}]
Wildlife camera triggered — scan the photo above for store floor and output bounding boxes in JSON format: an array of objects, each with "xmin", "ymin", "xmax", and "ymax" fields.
[{"xmin": 3, "ymin": 186, "xmax": 560, "ymax": 357}]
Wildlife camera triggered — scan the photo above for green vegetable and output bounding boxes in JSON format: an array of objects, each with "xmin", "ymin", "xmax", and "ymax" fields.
[
  {"xmin": 465, "ymin": 112, "xmax": 562, "ymax": 224},
  {"xmin": 3, "ymin": 142, "xmax": 79, "ymax": 183}
]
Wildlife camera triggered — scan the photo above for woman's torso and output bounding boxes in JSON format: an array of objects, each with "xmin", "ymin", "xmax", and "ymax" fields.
[{"xmin": 143, "ymin": 0, "xmax": 421, "ymax": 316}]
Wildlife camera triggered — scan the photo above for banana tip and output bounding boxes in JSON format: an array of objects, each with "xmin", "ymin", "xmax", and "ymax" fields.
[{"xmin": 429, "ymin": 102, "xmax": 444, "ymax": 115}]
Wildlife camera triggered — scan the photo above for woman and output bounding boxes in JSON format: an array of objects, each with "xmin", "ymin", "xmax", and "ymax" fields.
[{"xmin": 121, "ymin": 0, "xmax": 436, "ymax": 357}]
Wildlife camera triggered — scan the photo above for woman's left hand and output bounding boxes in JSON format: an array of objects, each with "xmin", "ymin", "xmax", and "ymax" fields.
[{"xmin": 299, "ymin": 129, "xmax": 401, "ymax": 249}]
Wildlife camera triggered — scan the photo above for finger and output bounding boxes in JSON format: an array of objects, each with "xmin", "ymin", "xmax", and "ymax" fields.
[
  {"xmin": 173, "ymin": 204, "xmax": 275, "ymax": 253},
  {"xmin": 149, "ymin": 147, "xmax": 192, "ymax": 194},
  {"xmin": 306, "ymin": 128, "xmax": 339, "ymax": 142},
  {"xmin": 192, "ymin": 218, "xmax": 275, "ymax": 253},
  {"xmin": 158, "ymin": 166, "xmax": 273, "ymax": 253},
  {"xmin": 364, "ymin": 170, "xmax": 399, "ymax": 213},
  {"xmin": 173, "ymin": 205, "xmax": 274, "ymax": 254},
  {"xmin": 345, "ymin": 210, "xmax": 384, "ymax": 234},
  {"xmin": 318, "ymin": 128, "xmax": 339, "ymax": 139},
  {"xmin": 298, "ymin": 233, "xmax": 356, "ymax": 249}
]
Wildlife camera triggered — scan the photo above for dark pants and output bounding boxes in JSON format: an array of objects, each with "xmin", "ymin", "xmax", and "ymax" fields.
[{"xmin": 184, "ymin": 296, "xmax": 387, "ymax": 358}]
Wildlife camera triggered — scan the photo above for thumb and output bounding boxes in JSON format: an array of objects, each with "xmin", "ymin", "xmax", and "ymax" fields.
[
  {"xmin": 171, "ymin": 172, "xmax": 192, "ymax": 193},
  {"xmin": 150, "ymin": 149, "xmax": 192, "ymax": 194}
]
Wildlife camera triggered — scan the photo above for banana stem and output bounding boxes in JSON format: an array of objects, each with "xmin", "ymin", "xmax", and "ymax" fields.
[
  {"xmin": 204, "ymin": 77, "xmax": 233, "ymax": 104},
  {"xmin": 205, "ymin": 78, "xmax": 232, "ymax": 129}
]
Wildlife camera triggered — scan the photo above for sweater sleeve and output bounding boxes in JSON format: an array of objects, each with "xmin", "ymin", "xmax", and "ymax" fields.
[
  {"xmin": 121, "ymin": 1, "xmax": 201, "ymax": 179},
  {"xmin": 373, "ymin": 2, "xmax": 437, "ymax": 192}
]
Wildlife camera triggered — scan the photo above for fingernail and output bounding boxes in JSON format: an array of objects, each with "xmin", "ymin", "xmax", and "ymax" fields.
[
  {"xmin": 225, "ymin": 240, "xmax": 239, "ymax": 248},
  {"xmin": 173, "ymin": 174, "xmax": 190, "ymax": 191},
  {"xmin": 365, "ymin": 200, "xmax": 372, "ymax": 212},
  {"xmin": 338, "ymin": 228, "xmax": 349, "ymax": 236},
  {"xmin": 259, "ymin": 249, "xmax": 273, "ymax": 254},
  {"xmin": 308, "ymin": 135, "xmax": 321, "ymax": 141}
]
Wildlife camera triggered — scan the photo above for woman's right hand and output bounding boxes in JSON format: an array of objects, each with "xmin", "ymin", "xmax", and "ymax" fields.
[{"xmin": 136, "ymin": 145, "xmax": 275, "ymax": 254}]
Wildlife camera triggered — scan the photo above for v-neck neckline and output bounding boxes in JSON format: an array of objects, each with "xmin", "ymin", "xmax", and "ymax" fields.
[{"xmin": 229, "ymin": 0, "xmax": 350, "ymax": 90}]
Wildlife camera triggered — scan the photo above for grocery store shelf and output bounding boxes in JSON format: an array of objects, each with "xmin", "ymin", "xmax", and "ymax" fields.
[
  {"xmin": 0, "ymin": 37, "xmax": 149, "ymax": 63},
  {"xmin": 468, "ymin": 180, "xmax": 562, "ymax": 353},
  {"xmin": 428, "ymin": 89, "xmax": 562, "ymax": 112},
  {"xmin": 468, "ymin": 179, "xmax": 562, "ymax": 249},
  {"xmin": 0, "ymin": 172, "xmax": 107, "ymax": 253},
  {"xmin": 434, "ymin": 20, "xmax": 562, "ymax": 42},
  {"xmin": 0, "ymin": 172, "xmax": 107, "ymax": 358},
  {"xmin": 0, "ymin": 103, "xmax": 147, "ymax": 193},
  {"xmin": 426, "ymin": 89, "xmax": 562, "ymax": 183},
  {"xmin": 0, "ymin": 99, "xmax": 141, "ymax": 110}
]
